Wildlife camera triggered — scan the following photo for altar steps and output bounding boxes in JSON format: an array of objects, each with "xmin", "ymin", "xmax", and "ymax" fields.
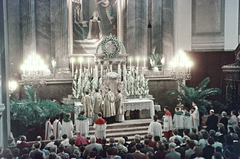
[{"xmin": 89, "ymin": 118, "xmax": 153, "ymax": 142}]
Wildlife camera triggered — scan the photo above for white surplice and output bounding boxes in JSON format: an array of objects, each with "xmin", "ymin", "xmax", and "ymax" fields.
[
  {"xmin": 75, "ymin": 116, "xmax": 89, "ymax": 137},
  {"xmin": 148, "ymin": 121, "xmax": 162, "ymax": 141},
  {"xmin": 45, "ymin": 120, "xmax": 53, "ymax": 140},
  {"xmin": 62, "ymin": 119, "xmax": 74, "ymax": 138},
  {"xmin": 53, "ymin": 119, "xmax": 62, "ymax": 139}
]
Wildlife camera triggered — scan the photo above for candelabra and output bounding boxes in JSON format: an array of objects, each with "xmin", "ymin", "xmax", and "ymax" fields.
[
  {"xmin": 21, "ymin": 53, "xmax": 50, "ymax": 88},
  {"xmin": 170, "ymin": 50, "xmax": 193, "ymax": 81}
]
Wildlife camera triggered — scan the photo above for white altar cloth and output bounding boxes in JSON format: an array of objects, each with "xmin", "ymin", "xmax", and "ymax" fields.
[{"xmin": 123, "ymin": 99, "xmax": 154, "ymax": 118}]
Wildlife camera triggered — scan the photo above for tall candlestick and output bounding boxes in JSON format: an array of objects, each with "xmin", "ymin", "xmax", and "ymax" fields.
[
  {"xmin": 91, "ymin": 67, "xmax": 92, "ymax": 75},
  {"xmin": 88, "ymin": 58, "xmax": 90, "ymax": 70},
  {"xmin": 137, "ymin": 57, "xmax": 139, "ymax": 69},
  {"xmin": 79, "ymin": 58, "xmax": 82, "ymax": 71},
  {"xmin": 71, "ymin": 58, "xmax": 75, "ymax": 77},
  {"xmin": 143, "ymin": 57, "xmax": 146, "ymax": 68},
  {"xmin": 130, "ymin": 58, "xmax": 132, "ymax": 70}
]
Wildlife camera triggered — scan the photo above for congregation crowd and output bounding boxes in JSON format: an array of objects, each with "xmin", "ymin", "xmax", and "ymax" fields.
[{"xmin": 1, "ymin": 101, "xmax": 240, "ymax": 159}]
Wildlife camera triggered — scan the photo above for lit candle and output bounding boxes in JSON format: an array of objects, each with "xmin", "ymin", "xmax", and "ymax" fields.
[
  {"xmin": 130, "ymin": 58, "xmax": 132, "ymax": 70},
  {"xmin": 79, "ymin": 57, "xmax": 82, "ymax": 71},
  {"xmin": 88, "ymin": 58, "xmax": 90, "ymax": 70},
  {"xmin": 143, "ymin": 57, "xmax": 146, "ymax": 68},
  {"xmin": 71, "ymin": 58, "xmax": 75, "ymax": 77},
  {"xmin": 91, "ymin": 67, "xmax": 92, "ymax": 75},
  {"xmin": 137, "ymin": 57, "xmax": 139, "ymax": 70}
]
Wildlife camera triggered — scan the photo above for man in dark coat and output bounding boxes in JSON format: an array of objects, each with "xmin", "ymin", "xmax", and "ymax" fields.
[
  {"xmin": 140, "ymin": 139, "xmax": 154, "ymax": 154},
  {"xmin": 205, "ymin": 109, "xmax": 218, "ymax": 132}
]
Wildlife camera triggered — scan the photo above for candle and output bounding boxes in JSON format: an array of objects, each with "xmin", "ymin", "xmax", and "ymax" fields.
[
  {"xmin": 88, "ymin": 58, "xmax": 90, "ymax": 70},
  {"xmin": 71, "ymin": 58, "xmax": 75, "ymax": 77},
  {"xmin": 130, "ymin": 58, "xmax": 132, "ymax": 70},
  {"xmin": 137, "ymin": 57, "xmax": 139, "ymax": 69},
  {"xmin": 79, "ymin": 57, "xmax": 82, "ymax": 71},
  {"xmin": 91, "ymin": 68, "xmax": 92, "ymax": 75},
  {"xmin": 101, "ymin": 64, "xmax": 103, "ymax": 76},
  {"xmin": 143, "ymin": 57, "xmax": 146, "ymax": 68}
]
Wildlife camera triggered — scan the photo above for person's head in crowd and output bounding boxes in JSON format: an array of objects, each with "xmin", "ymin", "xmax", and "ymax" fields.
[
  {"xmin": 106, "ymin": 147, "xmax": 113, "ymax": 156},
  {"xmin": 46, "ymin": 116, "xmax": 51, "ymax": 121},
  {"xmin": 119, "ymin": 137, "xmax": 125, "ymax": 145},
  {"xmin": 50, "ymin": 135, "xmax": 55, "ymax": 141},
  {"xmin": 218, "ymin": 123, "xmax": 224, "ymax": 129},
  {"xmin": 73, "ymin": 149, "xmax": 81, "ymax": 158},
  {"xmin": 221, "ymin": 111, "xmax": 227, "ymax": 117},
  {"xmin": 191, "ymin": 107, "xmax": 196, "ymax": 113},
  {"xmin": 154, "ymin": 135, "xmax": 160, "ymax": 142},
  {"xmin": 62, "ymin": 134, "xmax": 68, "ymax": 140},
  {"xmin": 50, "ymin": 145, "xmax": 57, "ymax": 153},
  {"xmin": 183, "ymin": 136, "xmax": 190, "ymax": 144},
  {"xmin": 212, "ymin": 152, "xmax": 224, "ymax": 159},
  {"xmin": 66, "ymin": 113, "xmax": 71, "ymax": 119},
  {"xmin": 125, "ymin": 153, "xmax": 135, "ymax": 159},
  {"xmin": 98, "ymin": 112, "xmax": 102, "ymax": 118},
  {"xmin": 123, "ymin": 135, "xmax": 128, "ymax": 143},
  {"xmin": 234, "ymin": 125, "xmax": 240, "ymax": 133},
  {"xmin": 11, "ymin": 148, "xmax": 20, "ymax": 158},
  {"xmin": 135, "ymin": 143, "xmax": 142, "ymax": 151},
  {"xmin": 192, "ymin": 128, "xmax": 197, "ymax": 134},
  {"xmin": 168, "ymin": 143, "xmax": 176, "ymax": 152},
  {"xmin": 210, "ymin": 109, "xmax": 215, "ymax": 115},
  {"xmin": 54, "ymin": 140, "xmax": 61, "ymax": 147},
  {"xmin": 157, "ymin": 142, "xmax": 165, "ymax": 152},
  {"xmin": 209, "ymin": 129, "xmax": 216, "ymax": 138},
  {"xmin": 36, "ymin": 136, "xmax": 42, "ymax": 141},
  {"xmin": 219, "ymin": 126, "xmax": 227, "ymax": 135},
  {"xmin": 153, "ymin": 115, "xmax": 158, "ymax": 122},
  {"xmin": 35, "ymin": 151, "xmax": 44, "ymax": 159},
  {"xmin": 2, "ymin": 148, "xmax": 11, "ymax": 158},
  {"xmin": 129, "ymin": 141, "xmax": 136, "ymax": 149},
  {"xmin": 76, "ymin": 131, "xmax": 81, "ymax": 136},
  {"xmin": 144, "ymin": 139, "xmax": 150, "ymax": 146},
  {"xmin": 107, "ymin": 88, "xmax": 111, "ymax": 92},
  {"xmin": 174, "ymin": 138, "xmax": 181, "ymax": 146},
  {"xmin": 101, "ymin": 138, "xmax": 107, "ymax": 145},
  {"xmin": 193, "ymin": 146, "xmax": 202, "ymax": 157},
  {"xmin": 188, "ymin": 140, "xmax": 195, "ymax": 150},
  {"xmin": 34, "ymin": 141, "xmax": 41, "ymax": 149},
  {"xmin": 58, "ymin": 145, "xmax": 65, "ymax": 153},
  {"xmin": 109, "ymin": 137, "xmax": 115, "ymax": 144},
  {"xmin": 89, "ymin": 151, "xmax": 97, "ymax": 159},
  {"xmin": 21, "ymin": 154, "xmax": 31, "ymax": 159},
  {"xmin": 147, "ymin": 133, "xmax": 153, "ymax": 141},
  {"xmin": 201, "ymin": 130, "xmax": 209, "ymax": 140},
  {"xmin": 69, "ymin": 138, "xmax": 76, "ymax": 146},
  {"xmin": 175, "ymin": 107, "xmax": 179, "ymax": 113},
  {"xmin": 189, "ymin": 132, "xmax": 196, "ymax": 140},
  {"xmin": 21, "ymin": 135, "xmax": 27, "ymax": 142},
  {"xmin": 183, "ymin": 129, "xmax": 189, "ymax": 136},
  {"xmin": 134, "ymin": 134, "xmax": 141, "ymax": 143},
  {"xmin": 232, "ymin": 133, "xmax": 238, "ymax": 141},
  {"xmin": 95, "ymin": 89, "xmax": 99, "ymax": 93},
  {"xmin": 146, "ymin": 151, "xmax": 154, "ymax": 159},
  {"xmin": 85, "ymin": 91, "xmax": 89, "ymax": 95},
  {"xmin": 215, "ymin": 146, "xmax": 222, "ymax": 153},
  {"xmin": 173, "ymin": 129, "xmax": 179, "ymax": 136},
  {"xmin": 228, "ymin": 126, "xmax": 234, "ymax": 134},
  {"xmin": 21, "ymin": 148, "xmax": 29, "ymax": 155},
  {"xmin": 214, "ymin": 136, "xmax": 219, "ymax": 143},
  {"xmin": 92, "ymin": 147, "xmax": 98, "ymax": 155},
  {"xmin": 112, "ymin": 147, "xmax": 119, "ymax": 157},
  {"xmin": 225, "ymin": 134, "xmax": 233, "ymax": 145},
  {"xmin": 117, "ymin": 89, "xmax": 121, "ymax": 94},
  {"xmin": 207, "ymin": 137, "xmax": 214, "ymax": 145},
  {"xmin": 183, "ymin": 106, "xmax": 189, "ymax": 113},
  {"xmin": 90, "ymin": 136, "xmax": 96, "ymax": 143},
  {"xmin": 48, "ymin": 153, "xmax": 57, "ymax": 159},
  {"xmin": 164, "ymin": 106, "xmax": 169, "ymax": 112},
  {"xmin": 80, "ymin": 110, "xmax": 85, "ymax": 116},
  {"xmin": 69, "ymin": 154, "xmax": 77, "ymax": 159},
  {"xmin": 224, "ymin": 149, "xmax": 237, "ymax": 159},
  {"xmin": 231, "ymin": 110, "xmax": 237, "ymax": 116},
  {"xmin": 162, "ymin": 137, "xmax": 169, "ymax": 150}
]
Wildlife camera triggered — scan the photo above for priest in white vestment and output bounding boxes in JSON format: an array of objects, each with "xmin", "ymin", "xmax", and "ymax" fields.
[
  {"xmin": 81, "ymin": 91, "xmax": 94, "ymax": 125},
  {"xmin": 103, "ymin": 88, "xmax": 116, "ymax": 124},
  {"xmin": 115, "ymin": 90, "xmax": 124, "ymax": 122},
  {"xmin": 76, "ymin": 110, "xmax": 89, "ymax": 137},
  {"xmin": 62, "ymin": 113, "xmax": 74, "ymax": 138},
  {"xmin": 148, "ymin": 115, "xmax": 162, "ymax": 141},
  {"xmin": 191, "ymin": 102, "xmax": 199, "ymax": 134},
  {"xmin": 45, "ymin": 117, "xmax": 53, "ymax": 140},
  {"xmin": 173, "ymin": 107, "xmax": 184, "ymax": 136},
  {"xmin": 93, "ymin": 112, "xmax": 107, "ymax": 144},
  {"xmin": 93, "ymin": 89, "xmax": 103, "ymax": 121},
  {"xmin": 53, "ymin": 116, "xmax": 62, "ymax": 139},
  {"xmin": 163, "ymin": 106, "xmax": 173, "ymax": 139}
]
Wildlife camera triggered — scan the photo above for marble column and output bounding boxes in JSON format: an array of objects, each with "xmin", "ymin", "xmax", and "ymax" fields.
[
  {"xmin": 162, "ymin": 0, "xmax": 174, "ymax": 67},
  {"xmin": 51, "ymin": 0, "xmax": 70, "ymax": 74},
  {"xmin": 126, "ymin": 0, "xmax": 135, "ymax": 56},
  {"xmin": 21, "ymin": 0, "xmax": 36, "ymax": 59},
  {"xmin": 122, "ymin": 61, "xmax": 127, "ymax": 80}
]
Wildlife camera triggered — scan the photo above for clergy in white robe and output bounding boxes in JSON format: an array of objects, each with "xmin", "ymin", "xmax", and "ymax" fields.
[
  {"xmin": 76, "ymin": 111, "xmax": 89, "ymax": 137},
  {"xmin": 62, "ymin": 113, "xmax": 74, "ymax": 138},
  {"xmin": 45, "ymin": 117, "xmax": 53, "ymax": 140},
  {"xmin": 81, "ymin": 91, "xmax": 94, "ymax": 125},
  {"xmin": 183, "ymin": 107, "xmax": 192, "ymax": 131},
  {"xmin": 93, "ymin": 112, "xmax": 107, "ymax": 144},
  {"xmin": 191, "ymin": 103, "xmax": 199, "ymax": 134},
  {"xmin": 173, "ymin": 107, "xmax": 184, "ymax": 130},
  {"xmin": 163, "ymin": 106, "xmax": 173, "ymax": 139},
  {"xmin": 148, "ymin": 115, "xmax": 162, "ymax": 141},
  {"xmin": 53, "ymin": 116, "xmax": 62, "ymax": 139},
  {"xmin": 115, "ymin": 90, "xmax": 124, "ymax": 122},
  {"xmin": 93, "ymin": 89, "xmax": 103, "ymax": 121},
  {"xmin": 103, "ymin": 88, "xmax": 116, "ymax": 123}
]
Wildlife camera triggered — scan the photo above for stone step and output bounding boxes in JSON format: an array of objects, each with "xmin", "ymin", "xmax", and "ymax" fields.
[
  {"xmin": 89, "ymin": 126, "xmax": 148, "ymax": 134},
  {"xmin": 103, "ymin": 130, "xmax": 148, "ymax": 138}
]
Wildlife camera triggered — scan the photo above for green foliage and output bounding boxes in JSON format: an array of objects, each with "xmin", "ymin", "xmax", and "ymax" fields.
[
  {"xmin": 10, "ymin": 86, "xmax": 75, "ymax": 128},
  {"xmin": 168, "ymin": 77, "xmax": 225, "ymax": 114}
]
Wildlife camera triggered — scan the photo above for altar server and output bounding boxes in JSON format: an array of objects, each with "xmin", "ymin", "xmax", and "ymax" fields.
[
  {"xmin": 81, "ymin": 91, "xmax": 93, "ymax": 125},
  {"xmin": 148, "ymin": 115, "xmax": 162, "ymax": 141},
  {"xmin": 191, "ymin": 102, "xmax": 199, "ymax": 134},
  {"xmin": 76, "ymin": 110, "xmax": 89, "ymax": 137},
  {"xmin": 115, "ymin": 90, "xmax": 124, "ymax": 122},
  {"xmin": 183, "ymin": 107, "xmax": 192, "ymax": 131},
  {"xmin": 173, "ymin": 107, "xmax": 184, "ymax": 136},
  {"xmin": 45, "ymin": 117, "xmax": 53, "ymax": 140},
  {"xmin": 93, "ymin": 112, "xmax": 107, "ymax": 144},
  {"xmin": 53, "ymin": 116, "xmax": 62, "ymax": 139},
  {"xmin": 62, "ymin": 113, "xmax": 74, "ymax": 138},
  {"xmin": 103, "ymin": 88, "xmax": 116, "ymax": 124},
  {"xmin": 93, "ymin": 89, "xmax": 103, "ymax": 121},
  {"xmin": 163, "ymin": 106, "xmax": 173, "ymax": 139}
]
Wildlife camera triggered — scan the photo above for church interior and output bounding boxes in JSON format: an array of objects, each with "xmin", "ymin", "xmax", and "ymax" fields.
[{"xmin": 0, "ymin": 0, "xmax": 240, "ymax": 153}]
